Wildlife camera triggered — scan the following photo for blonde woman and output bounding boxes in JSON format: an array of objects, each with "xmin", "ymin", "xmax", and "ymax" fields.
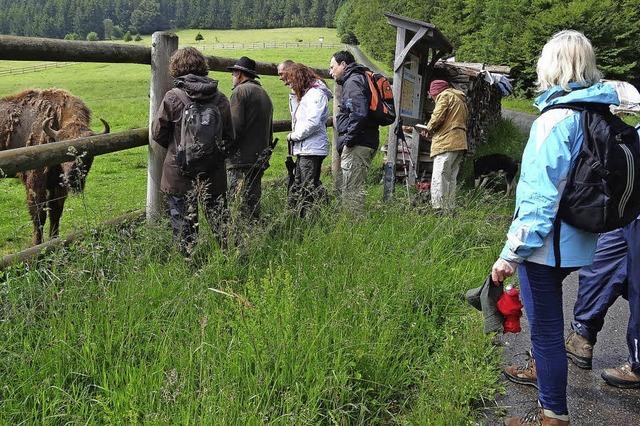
[{"xmin": 491, "ymin": 31, "xmax": 621, "ymax": 425}]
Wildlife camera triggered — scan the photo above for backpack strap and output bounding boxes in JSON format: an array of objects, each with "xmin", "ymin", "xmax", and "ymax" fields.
[
  {"xmin": 553, "ymin": 216, "xmax": 562, "ymax": 269},
  {"xmin": 541, "ymin": 100, "xmax": 610, "ymax": 115}
]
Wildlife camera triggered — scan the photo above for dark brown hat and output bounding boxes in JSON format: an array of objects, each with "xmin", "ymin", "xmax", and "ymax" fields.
[{"xmin": 226, "ymin": 56, "xmax": 259, "ymax": 78}]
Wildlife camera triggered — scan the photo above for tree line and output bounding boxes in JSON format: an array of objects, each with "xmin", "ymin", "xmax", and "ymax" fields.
[
  {"xmin": 0, "ymin": 0, "xmax": 343, "ymax": 39},
  {"xmin": 336, "ymin": 0, "xmax": 640, "ymax": 93}
]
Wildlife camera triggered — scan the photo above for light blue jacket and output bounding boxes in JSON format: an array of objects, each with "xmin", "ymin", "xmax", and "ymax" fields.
[{"xmin": 500, "ymin": 82, "xmax": 620, "ymax": 267}]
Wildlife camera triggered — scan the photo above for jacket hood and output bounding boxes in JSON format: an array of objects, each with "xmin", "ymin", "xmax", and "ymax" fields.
[
  {"xmin": 174, "ymin": 74, "xmax": 219, "ymax": 100},
  {"xmin": 534, "ymin": 82, "xmax": 620, "ymax": 112},
  {"xmin": 337, "ymin": 62, "xmax": 367, "ymax": 85},
  {"xmin": 310, "ymin": 79, "xmax": 333, "ymax": 100}
]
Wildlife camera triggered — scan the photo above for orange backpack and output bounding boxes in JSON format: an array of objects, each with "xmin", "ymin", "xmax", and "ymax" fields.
[{"xmin": 364, "ymin": 69, "xmax": 396, "ymax": 126}]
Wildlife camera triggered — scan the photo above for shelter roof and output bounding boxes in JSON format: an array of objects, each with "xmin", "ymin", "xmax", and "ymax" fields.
[{"xmin": 384, "ymin": 13, "xmax": 454, "ymax": 55}]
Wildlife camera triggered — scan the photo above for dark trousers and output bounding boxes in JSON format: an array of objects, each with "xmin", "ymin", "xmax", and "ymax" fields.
[
  {"xmin": 227, "ymin": 167, "xmax": 264, "ymax": 221},
  {"xmin": 519, "ymin": 261, "xmax": 576, "ymax": 415},
  {"xmin": 166, "ymin": 184, "xmax": 227, "ymax": 254},
  {"xmin": 572, "ymin": 217, "xmax": 640, "ymax": 372},
  {"xmin": 288, "ymin": 155, "xmax": 326, "ymax": 217}
]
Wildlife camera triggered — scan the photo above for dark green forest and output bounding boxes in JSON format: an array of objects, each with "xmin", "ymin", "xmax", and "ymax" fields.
[
  {"xmin": 0, "ymin": 0, "xmax": 343, "ymax": 38},
  {"xmin": 337, "ymin": 0, "xmax": 640, "ymax": 93},
  {"xmin": 2, "ymin": 0, "xmax": 638, "ymax": 92}
]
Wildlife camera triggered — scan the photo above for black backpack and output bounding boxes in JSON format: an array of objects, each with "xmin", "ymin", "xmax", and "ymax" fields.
[
  {"xmin": 542, "ymin": 102, "xmax": 640, "ymax": 235},
  {"xmin": 174, "ymin": 89, "xmax": 224, "ymax": 177}
]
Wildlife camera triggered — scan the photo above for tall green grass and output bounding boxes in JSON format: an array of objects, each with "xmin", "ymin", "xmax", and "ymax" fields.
[{"xmin": 0, "ymin": 184, "xmax": 512, "ymax": 424}]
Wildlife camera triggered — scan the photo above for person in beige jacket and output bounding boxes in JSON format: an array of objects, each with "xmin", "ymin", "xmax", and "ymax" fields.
[{"xmin": 422, "ymin": 79, "xmax": 469, "ymax": 211}]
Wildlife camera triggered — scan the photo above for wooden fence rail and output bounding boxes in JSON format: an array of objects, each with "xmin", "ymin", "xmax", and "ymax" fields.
[
  {"xmin": 0, "ymin": 35, "xmax": 151, "ymax": 64},
  {"xmin": 0, "ymin": 119, "xmax": 333, "ymax": 177},
  {"xmin": 0, "ymin": 35, "xmax": 332, "ymax": 79}
]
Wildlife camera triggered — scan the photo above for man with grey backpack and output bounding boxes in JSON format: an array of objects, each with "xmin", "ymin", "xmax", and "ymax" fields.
[{"xmin": 152, "ymin": 47, "xmax": 234, "ymax": 255}]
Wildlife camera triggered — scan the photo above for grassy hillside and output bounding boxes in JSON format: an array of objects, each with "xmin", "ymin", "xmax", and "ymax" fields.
[{"xmin": 0, "ymin": 28, "xmax": 342, "ymax": 254}]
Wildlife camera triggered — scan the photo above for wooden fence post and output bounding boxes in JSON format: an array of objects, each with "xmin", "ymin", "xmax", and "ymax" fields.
[
  {"xmin": 331, "ymin": 82, "xmax": 342, "ymax": 195},
  {"xmin": 147, "ymin": 31, "xmax": 178, "ymax": 223},
  {"xmin": 383, "ymin": 27, "xmax": 406, "ymax": 201}
]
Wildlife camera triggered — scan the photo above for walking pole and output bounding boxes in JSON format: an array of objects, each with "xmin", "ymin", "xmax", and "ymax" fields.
[{"xmin": 394, "ymin": 120, "xmax": 416, "ymax": 204}]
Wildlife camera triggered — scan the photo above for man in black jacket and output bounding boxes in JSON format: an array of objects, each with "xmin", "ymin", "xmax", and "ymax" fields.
[
  {"xmin": 226, "ymin": 56, "xmax": 274, "ymax": 221},
  {"xmin": 330, "ymin": 50, "xmax": 379, "ymax": 214}
]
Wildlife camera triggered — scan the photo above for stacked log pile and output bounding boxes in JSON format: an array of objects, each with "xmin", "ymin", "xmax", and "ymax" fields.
[{"xmin": 430, "ymin": 62, "xmax": 508, "ymax": 152}]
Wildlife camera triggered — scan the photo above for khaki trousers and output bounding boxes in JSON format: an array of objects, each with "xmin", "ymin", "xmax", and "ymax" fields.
[
  {"xmin": 430, "ymin": 150, "xmax": 464, "ymax": 210},
  {"xmin": 340, "ymin": 145, "xmax": 376, "ymax": 214}
]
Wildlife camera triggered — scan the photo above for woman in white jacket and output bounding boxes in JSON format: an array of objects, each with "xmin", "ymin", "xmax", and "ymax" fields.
[{"xmin": 285, "ymin": 63, "xmax": 333, "ymax": 217}]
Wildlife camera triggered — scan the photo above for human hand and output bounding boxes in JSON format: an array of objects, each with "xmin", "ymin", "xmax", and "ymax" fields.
[
  {"xmin": 491, "ymin": 258, "xmax": 518, "ymax": 284},
  {"xmin": 420, "ymin": 130, "xmax": 429, "ymax": 138},
  {"xmin": 286, "ymin": 133, "xmax": 295, "ymax": 143}
]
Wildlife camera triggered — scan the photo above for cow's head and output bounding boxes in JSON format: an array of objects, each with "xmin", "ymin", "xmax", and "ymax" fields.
[{"xmin": 42, "ymin": 117, "xmax": 110, "ymax": 192}]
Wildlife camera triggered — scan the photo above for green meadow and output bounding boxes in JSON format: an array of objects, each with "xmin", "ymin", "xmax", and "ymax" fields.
[{"xmin": 0, "ymin": 28, "xmax": 342, "ymax": 254}]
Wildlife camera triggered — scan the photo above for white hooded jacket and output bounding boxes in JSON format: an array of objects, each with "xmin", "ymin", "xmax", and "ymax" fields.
[{"xmin": 288, "ymin": 80, "xmax": 332, "ymax": 156}]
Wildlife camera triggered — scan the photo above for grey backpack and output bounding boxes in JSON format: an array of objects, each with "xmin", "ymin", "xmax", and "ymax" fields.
[{"xmin": 174, "ymin": 89, "xmax": 223, "ymax": 177}]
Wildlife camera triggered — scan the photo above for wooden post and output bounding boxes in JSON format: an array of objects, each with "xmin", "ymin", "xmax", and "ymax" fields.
[
  {"xmin": 332, "ymin": 82, "xmax": 342, "ymax": 195},
  {"xmin": 383, "ymin": 27, "xmax": 406, "ymax": 201},
  {"xmin": 147, "ymin": 32, "xmax": 178, "ymax": 223}
]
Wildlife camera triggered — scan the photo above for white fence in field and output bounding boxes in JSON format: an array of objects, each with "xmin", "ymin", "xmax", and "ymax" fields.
[
  {"xmin": 186, "ymin": 41, "xmax": 344, "ymax": 50},
  {"xmin": 0, "ymin": 62, "xmax": 76, "ymax": 77}
]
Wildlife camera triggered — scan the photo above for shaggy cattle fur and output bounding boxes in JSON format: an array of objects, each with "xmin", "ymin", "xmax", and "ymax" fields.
[
  {"xmin": 0, "ymin": 89, "xmax": 108, "ymax": 245},
  {"xmin": 473, "ymin": 153, "xmax": 519, "ymax": 196}
]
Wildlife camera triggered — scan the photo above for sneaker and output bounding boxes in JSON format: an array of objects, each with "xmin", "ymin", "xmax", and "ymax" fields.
[
  {"xmin": 601, "ymin": 363, "xmax": 640, "ymax": 389},
  {"xmin": 504, "ymin": 352, "xmax": 538, "ymax": 389},
  {"xmin": 565, "ymin": 330, "xmax": 592, "ymax": 369},
  {"xmin": 504, "ymin": 406, "xmax": 570, "ymax": 426}
]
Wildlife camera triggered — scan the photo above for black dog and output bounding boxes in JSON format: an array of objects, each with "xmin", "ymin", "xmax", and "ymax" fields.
[{"xmin": 474, "ymin": 154, "xmax": 519, "ymax": 195}]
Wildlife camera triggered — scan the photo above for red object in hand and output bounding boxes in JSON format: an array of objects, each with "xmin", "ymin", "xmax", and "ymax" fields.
[{"xmin": 497, "ymin": 286, "xmax": 523, "ymax": 333}]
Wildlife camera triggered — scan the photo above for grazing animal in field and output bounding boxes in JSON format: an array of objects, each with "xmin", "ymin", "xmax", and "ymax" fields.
[
  {"xmin": 474, "ymin": 153, "xmax": 519, "ymax": 196},
  {"xmin": 0, "ymin": 89, "xmax": 109, "ymax": 245}
]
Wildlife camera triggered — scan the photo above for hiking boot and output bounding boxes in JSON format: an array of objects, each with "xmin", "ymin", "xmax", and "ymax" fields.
[
  {"xmin": 504, "ymin": 353, "xmax": 538, "ymax": 389},
  {"xmin": 504, "ymin": 406, "xmax": 570, "ymax": 426},
  {"xmin": 565, "ymin": 330, "xmax": 592, "ymax": 369},
  {"xmin": 601, "ymin": 363, "xmax": 640, "ymax": 389}
]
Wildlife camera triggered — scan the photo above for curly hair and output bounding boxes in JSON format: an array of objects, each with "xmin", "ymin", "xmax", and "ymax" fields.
[
  {"xmin": 169, "ymin": 47, "xmax": 209, "ymax": 78},
  {"xmin": 283, "ymin": 63, "xmax": 324, "ymax": 100}
]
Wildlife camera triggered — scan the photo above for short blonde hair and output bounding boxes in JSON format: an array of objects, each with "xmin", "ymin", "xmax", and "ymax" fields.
[{"xmin": 536, "ymin": 30, "xmax": 602, "ymax": 92}]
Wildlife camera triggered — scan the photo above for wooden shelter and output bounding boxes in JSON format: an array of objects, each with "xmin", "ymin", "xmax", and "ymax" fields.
[{"xmin": 382, "ymin": 13, "xmax": 508, "ymax": 200}]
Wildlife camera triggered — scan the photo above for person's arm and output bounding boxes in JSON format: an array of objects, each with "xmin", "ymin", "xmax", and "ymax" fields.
[
  {"xmin": 288, "ymin": 90, "xmax": 328, "ymax": 142},
  {"xmin": 499, "ymin": 114, "xmax": 579, "ymax": 263},
  {"xmin": 230, "ymin": 86, "xmax": 245, "ymax": 142},
  {"xmin": 425, "ymin": 93, "xmax": 450, "ymax": 134},
  {"xmin": 151, "ymin": 92, "xmax": 176, "ymax": 149},
  {"xmin": 341, "ymin": 75, "xmax": 370, "ymax": 147},
  {"xmin": 217, "ymin": 95, "xmax": 235, "ymax": 154}
]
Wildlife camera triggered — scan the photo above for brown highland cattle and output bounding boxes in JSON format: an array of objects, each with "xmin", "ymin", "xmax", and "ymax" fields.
[{"xmin": 0, "ymin": 89, "xmax": 109, "ymax": 245}]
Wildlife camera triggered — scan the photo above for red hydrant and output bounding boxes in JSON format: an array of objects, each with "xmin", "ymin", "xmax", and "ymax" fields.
[{"xmin": 496, "ymin": 285, "xmax": 523, "ymax": 333}]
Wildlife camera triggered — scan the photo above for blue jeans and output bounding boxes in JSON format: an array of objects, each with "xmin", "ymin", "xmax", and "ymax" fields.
[
  {"xmin": 572, "ymin": 218, "xmax": 640, "ymax": 372},
  {"xmin": 519, "ymin": 261, "xmax": 576, "ymax": 415}
]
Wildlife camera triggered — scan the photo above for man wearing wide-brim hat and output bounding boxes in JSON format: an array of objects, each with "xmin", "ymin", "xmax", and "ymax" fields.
[{"xmin": 225, "ymin": 56, "xmax": 274, "ymax": 221}]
